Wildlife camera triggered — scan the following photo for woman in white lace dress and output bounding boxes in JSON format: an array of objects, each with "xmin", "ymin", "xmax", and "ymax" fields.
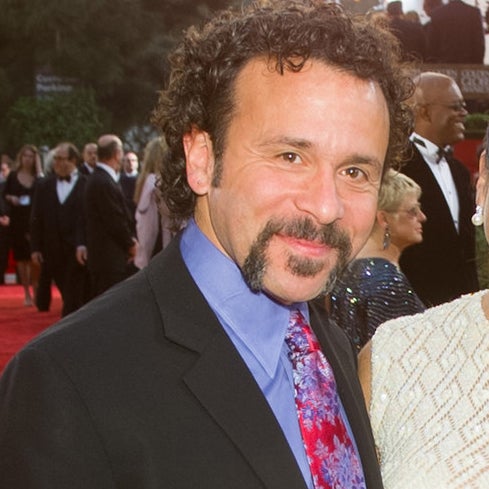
[{"xmin": 358, "ymin": 133, "xmax": 489, "ymax": 489}]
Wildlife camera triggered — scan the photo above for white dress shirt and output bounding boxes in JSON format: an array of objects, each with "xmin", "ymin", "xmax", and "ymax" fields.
[
  {"xmin": 56, "ymin": 171, "xmax": 79, "ymax": 204},
  {"xmin": 411, "ymin": 132, "xmax": 460, "ymax": 232}
]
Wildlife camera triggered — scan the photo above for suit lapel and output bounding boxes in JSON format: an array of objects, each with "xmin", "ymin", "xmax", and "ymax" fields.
[
  {"xmin": 410, "ymin": 145, "xmax": 459, "ymax": 231},
  {"xmin": 146, "ymin": 240, "xmax": 307, "ymax": 489},
  {"xmin": 43, "ymin": 177, "xmax": 60, "ymax": 215},
  {"xmin": 184, "ymin": 335, "xmax": 307, "ymax": 489}
]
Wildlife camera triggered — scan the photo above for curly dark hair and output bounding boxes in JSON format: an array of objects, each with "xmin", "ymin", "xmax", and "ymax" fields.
[{"xmin": 153, "ymin": 0, "xmax": 414, "ymax": 224}]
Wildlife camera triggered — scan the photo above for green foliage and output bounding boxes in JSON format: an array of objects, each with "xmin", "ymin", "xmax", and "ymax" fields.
[
  {"xmin": 6, "ymin": 88, "xmax": 105, "ymax": 150},
  {"xmin": 465, "ymin": 113, "xmax": 489, "ymax": 139},
  {"xmin": 0, "ymin": 0, "xmax": 241, "ymax": 154}
]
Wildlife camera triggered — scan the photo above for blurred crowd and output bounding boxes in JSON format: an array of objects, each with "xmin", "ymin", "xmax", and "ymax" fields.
[
  {"xmin": 372, "ymin": 0, "xmax": 485, "ymax": 64},
  {"xmin": 0, "ymin": 135, "xmax": 183, "ymax": 316}
]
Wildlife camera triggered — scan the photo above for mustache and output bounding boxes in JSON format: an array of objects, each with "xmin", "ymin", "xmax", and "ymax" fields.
[{"xmin": 265, "ymin": 217, "xmax": 351, "ymax": 250}]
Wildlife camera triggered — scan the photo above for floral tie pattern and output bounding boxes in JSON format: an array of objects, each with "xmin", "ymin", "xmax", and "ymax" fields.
[{"xmin": 285, "ymin": 310, "xmax": 366, "ymax": 489}]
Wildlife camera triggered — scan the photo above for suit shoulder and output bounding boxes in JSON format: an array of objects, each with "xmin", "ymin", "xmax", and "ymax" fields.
[{"xmin": 22, "ymin": 271, "xmax": 157, "ymax": 360}]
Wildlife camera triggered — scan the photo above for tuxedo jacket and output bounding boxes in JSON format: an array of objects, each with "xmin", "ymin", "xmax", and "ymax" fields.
[
  {"xmin": 427, "ymin": 0, "xmax": 485, "ymax": 63},
  {"xmin": 400, "ymin": 143, "xmax": 479, "ymax": 307},
  {"xmin": 78, "ymin": 162, "xmax": 93, "ymax": 176},
  {"xmin": 0, "ymin": 237, "xmax": 383, "ymax": 489},
  {"xmin": 84, "ymin": 166, "xmax": 135, "ymax": 276},
  {"xmin": 119, "ymin": 173, "xmax": 137, "ymax": 216},
  {"xmin": 0, "ymin": 180, "xmax": 9, "ymax": 216},
  {"xmin": 30, "ymin": 174, "xmax": 87, "ymax": 263}
]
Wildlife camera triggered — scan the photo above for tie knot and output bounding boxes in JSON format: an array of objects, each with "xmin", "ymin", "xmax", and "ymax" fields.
[
  {"xmin": 436, "ymin": 146, "xmax": 452, "ymax": 163},
  {"xmin": 285, "ymin": 310, "xmax": 320, "ymax": 355}
]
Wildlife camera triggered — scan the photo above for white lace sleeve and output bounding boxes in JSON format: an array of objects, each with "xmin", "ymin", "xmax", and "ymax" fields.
[{"xmin": 370, "ymin": 291, "xmax": 489, "ymax": 489}]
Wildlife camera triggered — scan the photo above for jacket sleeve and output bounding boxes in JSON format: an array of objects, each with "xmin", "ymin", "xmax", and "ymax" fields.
[
  {"xmin": 0, "ymin": 347, "xmax": 114, "ymax": 487},
  {"xmin": 29, "ymin": 180, "xmax": 45, "ymax": 253}
]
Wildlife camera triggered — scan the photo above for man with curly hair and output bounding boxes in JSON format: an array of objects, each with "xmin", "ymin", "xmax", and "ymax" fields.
[{"xmin": 0, "ymin": 1, "xmax": 412, "ymax": 487}]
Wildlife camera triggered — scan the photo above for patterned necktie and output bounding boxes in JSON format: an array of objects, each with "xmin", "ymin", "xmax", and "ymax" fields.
[{"xmin": 285, "ymin": 310, "xmax": 366, "ymax": 489}]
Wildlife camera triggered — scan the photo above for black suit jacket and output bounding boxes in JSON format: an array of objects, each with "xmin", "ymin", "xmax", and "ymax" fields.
[
  {"xmin": 0, "ymin": 238, "xmax": 383, "ymax": 489},
  {"xmin": 427, "ymin": 0, "xmax": 485, "ymax": 63},
  {"xmin": 78, "ymin": 162, "xmax": 93, "ymax": 176},
  {"xmin": 119, "ymin": 173, "xmax": 137, "ymax": 216},
  {"xmin": 400, "ymin": 143, "xmax": 479, "ymax": 306},
  {"xmin": 389, "ymin": 17, "xmax": 427, "ymax": 62},
  {"xmin": 0, "ymin": 180, "xmax": 9, "ymax": 217},
  {"xmin": 84, "ymin": 167, "xmax": 135, "ymax": 277},
  {"xmin": 30, "ymin": 174, "xmax": 86, "ymax": 263}
]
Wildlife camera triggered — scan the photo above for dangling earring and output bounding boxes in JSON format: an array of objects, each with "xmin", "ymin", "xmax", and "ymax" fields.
[
  {"xmin": 471, "ymin": 205, "xmax": 484, "ymax": 226},
  {"xmin": 383, "ymin": 226, "xmax": 391, "ymax": 250}
]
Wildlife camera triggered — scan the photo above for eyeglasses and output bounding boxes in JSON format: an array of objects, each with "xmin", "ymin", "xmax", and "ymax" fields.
[
  {"xmin": 427, "ymin": 101, "xmax": 467, "ymax": 113},
  {"xmin": 397, "ymin": 205, "xmax": 424, "ymax": 218}
]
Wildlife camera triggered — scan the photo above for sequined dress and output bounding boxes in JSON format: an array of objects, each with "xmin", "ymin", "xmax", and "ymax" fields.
[
  {"xmin": 370, "ymin": 290, "xmax": 489, "ymax": 489},
  {"xmin": 330, "ymin": 257, "xmax": 425, "ymax": 351}
]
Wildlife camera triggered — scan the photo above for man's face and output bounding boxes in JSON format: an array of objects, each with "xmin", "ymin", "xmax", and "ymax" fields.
[
  {"xmin": 189, "ymin": 59, "xmax": 390, "ymax": 304},
  {"xmin": 53, "ymin": 146, "xmax": 76, "ymax": 177},
  {"xmin": 427, "ymin": 81, "xmax": 467, "ymax": 146},
  {"xmin": 124, "ymin": 153, "xmax": 139, "ymax": 173},
  {"xmin": 83, "ymin": 144, "xmax": 97, "ymax": 168}
]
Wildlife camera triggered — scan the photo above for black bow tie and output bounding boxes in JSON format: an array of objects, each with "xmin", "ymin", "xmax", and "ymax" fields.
[
  {"xmin": 57, "ymin": 175, "xmax": 71, "ymax": 183},
  {"xmin": 412, "ymin": 137, "xmax": 426, "ymax": 148},
  {"xmin": 413, "ymin": 137, "xmax": 452, "ymax": 164},
  {"xmin": 436, "ymin": 146, "xmax": 453, "ymax": 164}
]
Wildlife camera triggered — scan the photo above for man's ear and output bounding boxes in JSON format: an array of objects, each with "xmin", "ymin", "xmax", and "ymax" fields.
[
  {"xmin": 417, "ymin": 104, "xmax": 432, "ymax": 123},
  {"xmin": 182, "ymin": 128, "xmax": 214, "ymax": 195}
]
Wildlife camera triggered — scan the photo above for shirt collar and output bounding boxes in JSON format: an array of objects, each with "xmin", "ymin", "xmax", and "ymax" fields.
[
  {"xmin": 84, "ymin": 161, "xmax": 94, "ymax": 174},
  {"xmin": 180, "ymin": 219, "xmax": 308, "ymax": 377},
  {"xmin": 96, "ymin": 162, "xmax": 119, "ymax": 182},
  {"xmin": 410, "ymin": 132, "xmax": 440, "ymax": 162},
  {"xmin": 56, "ymin": 169, "xmax": 79, "ymax": 184}
]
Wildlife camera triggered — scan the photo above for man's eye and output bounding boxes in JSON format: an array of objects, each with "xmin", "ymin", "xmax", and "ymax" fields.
[
  {"xmin": 280, "ymin": 152, "xmax": 302, "ymax": 164},
  {"xmin": 343, "ymin": 167, "xmax": 366, "ymax": 180}
]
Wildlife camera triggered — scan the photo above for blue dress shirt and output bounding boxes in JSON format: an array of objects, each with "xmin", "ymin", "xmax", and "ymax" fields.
[{"xmin": 180, "ymin": 219, "xmax": 360, "ymax": 488}]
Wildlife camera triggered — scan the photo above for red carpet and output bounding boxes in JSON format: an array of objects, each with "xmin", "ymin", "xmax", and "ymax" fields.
[{"xmin": 0, "ymin": 285, "xmax": 62, "ymax": 373}]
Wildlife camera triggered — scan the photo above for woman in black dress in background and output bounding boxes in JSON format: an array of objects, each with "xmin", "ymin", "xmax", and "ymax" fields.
[
  {"xmin": 329, "ymin": 169, "xmax": 427, "ymax": 351},
  {"xmin": 3, "ymin": 145, "xmax": 43, "ymax": 305}
]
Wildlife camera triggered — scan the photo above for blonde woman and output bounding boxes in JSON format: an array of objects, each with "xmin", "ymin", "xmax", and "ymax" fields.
[
  {"xmin": 330, "ymin": 169, "xmax": 426, "ymax": 351},
  {"xmin": 133, "ymin": 137, "xmax": 174, "ymax": 269},
  {"xmin": 3, "ymin": 144, "xmax": 43, "ymax": 305}
]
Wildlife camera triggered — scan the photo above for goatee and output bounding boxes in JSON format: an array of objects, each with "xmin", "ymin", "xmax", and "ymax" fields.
[{"xmin": 241, "ymin": 217, "xmax": 352, "ymax": 296}]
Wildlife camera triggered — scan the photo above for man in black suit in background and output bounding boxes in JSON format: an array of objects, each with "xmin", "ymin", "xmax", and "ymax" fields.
[
  {"xmin": 400, "ymin": 71, "xmax": 479, "ymax": 307},
  {"xmin": 30, "ymin": 142, "xmax": 88, "ymax": 316},
  {"xmin": 119, "ymin": 150, "xmax": 139, "ymax": 216},
  {"xmin": 0, "ymin": 158, "xmax": 12, "ymax": 284},
  {"xmin": 0, "ymin": 2, "xmax": 414, "ymax": 487},
  {"xmin": 83, "ymin": 134, "xmax": 137, "ymax": 297},
  {"xmin": 426, "ymin": 0, "xmax": 485, "ymax": 64},
  {"xmin": 386, "ymin": 0, "xmax": 427, "ymax": 62},
  {"xmin": 78, "ymin": 142, "xmax": 97, "ymax": 176}
]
